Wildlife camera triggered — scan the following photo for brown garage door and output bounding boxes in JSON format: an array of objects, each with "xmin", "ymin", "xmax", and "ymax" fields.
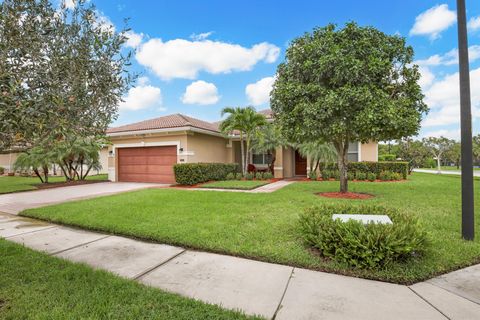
[{"xmin": 117, "ymin": 146, "xmax": 177, "ymax": 183}]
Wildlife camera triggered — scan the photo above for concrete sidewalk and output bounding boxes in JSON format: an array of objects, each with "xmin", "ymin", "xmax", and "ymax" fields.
[
  {"xmin": 1, "ymin": 212, "xmax": 479, "ymax": 319},
  {"xmin": 414, "ymin": 168, "xmax": 480, "ymax": 177},
  {"xmin": 175, "ymin": 180, "xmax": 295, "ymax": 193}
]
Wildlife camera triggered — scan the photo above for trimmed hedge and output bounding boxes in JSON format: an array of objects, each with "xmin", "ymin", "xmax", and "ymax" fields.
[
  {"xmin": 318, "ymin": 161, "xmax": 408, "ymax": 179},
  {"xmin": 0, "ymin": 166, "xmax": 4, "ymax": 175},
  {"xmin": 299, "ymin": 204, "xmax": 428, "ymax": 269},
  {"xmin": 174, "ymin": 163, "xmax": 239, "ymax": 185}
]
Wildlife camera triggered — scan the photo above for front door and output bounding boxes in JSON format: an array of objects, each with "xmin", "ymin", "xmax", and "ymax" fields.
[{"xmin": 294, "ymin": 150, "xmax": 307, "ymax": 176}]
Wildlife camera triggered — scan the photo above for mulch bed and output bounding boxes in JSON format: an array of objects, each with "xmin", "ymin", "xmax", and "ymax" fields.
[
  {"xmin": 34, "ymin": 179, "xmax": 106, "ymax": 190},
  {"xmin": 316, "ymin": 192, "xmax": 374, "ymax": 199}
]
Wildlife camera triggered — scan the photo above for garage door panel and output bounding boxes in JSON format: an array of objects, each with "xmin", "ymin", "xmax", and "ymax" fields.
[{"xmin": 117, "ymin": 146, "xmax": 177, "ymax": 183}]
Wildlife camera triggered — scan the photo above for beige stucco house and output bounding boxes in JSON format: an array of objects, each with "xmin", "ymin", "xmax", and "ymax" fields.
[{"xmin": 106, "ymin": 110, "xmax": 378, "ymax": 183}]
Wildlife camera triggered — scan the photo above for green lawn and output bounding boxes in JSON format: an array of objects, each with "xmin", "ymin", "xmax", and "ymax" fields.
[
  {"xmin": 0, "ymin": 174, "xmax": 108, "ymax": 194},
  {"xmin": 22, "ymin": 173, "xmax": 480, "ymax": 284},
  {"xmin": 0, "ymin": 239, "xmax": 259, "ymax": 320},
  {"xmin": 200, "ymin": 180, "xmax": 270, "ymax": 190}
]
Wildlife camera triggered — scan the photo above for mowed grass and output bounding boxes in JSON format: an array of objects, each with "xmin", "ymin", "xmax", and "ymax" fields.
[
  {"xmin": 23, "ymin": 173, "xmax": 480, "ymax": 284},
  {"xmin": 0, "ymin": 174, "xmax": 108, "ymax": 194},
  {"xmin": 199, "ymin": 180, "xmax": 270, "ymax": 190},
  {"xmin": 0, "ymin": 239, "xmax": 260, "ymax": 320}
]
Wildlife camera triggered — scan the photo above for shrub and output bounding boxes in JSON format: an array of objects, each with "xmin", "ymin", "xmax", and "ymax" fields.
[
  {"xmin": 235, "ymin": 173, "xmax": 243, "ymax": 180},
  {"xmin": 308, "ymin": 171, "xmax": 318, "ymax": 180},
  {"xmin": 318, "ymin": 161, "xmax": 408, "ymax": 179},
  {"xmin": 299, "ymin": 204, "xmax": 428, "ymax": 269},
  {"xmin": 173, "ymin": 163, "xmax": 239, "ymax": 185},
  {"xmin": 0, "ymin": 166, "xmax": 4, "ymax": 175},
  {"xmin": 225, "ymin": 172, "xmax": 235, "ymax": 180},
  {"xmin": 245, "ymin": 172, "xmax": 254, "ymax": 180},
  {"xmin": 379, "ymin": 154, "xmax": 396, "ymax": 161},
  {"xmin": 391, "ymin": 172, "xmax": 402, "ymax": 181},
  {"xmin": 256, "ymin": 172, "xmax": 264, "ymax": 180},
  {"xmin": 347, "ymin": 172, "xmax": 355, "ymax": 180},
  {"xmin": 378, "ymin": 171, "xmax": 392, "ymax": 181},
  {"xmin": 263, "ymin": 172, "xmax": 274, "ymax": 179},
  {"xmin": 355, "ymin": 172, "xmax": 367, "ymax": 180},
  {"xmin": 367, "ymin": 172, "xmax": 376, "ymax": 181}
]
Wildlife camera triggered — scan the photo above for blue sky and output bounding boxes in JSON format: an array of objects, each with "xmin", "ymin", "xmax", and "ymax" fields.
[{"xmin": 75, "ymin": 0, "xmax": 480, "ymax": 140}]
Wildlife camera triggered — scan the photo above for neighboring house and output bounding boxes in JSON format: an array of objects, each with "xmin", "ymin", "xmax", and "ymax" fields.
[
  {"xmin": 0, "ymin": 148, "xmax": 109, "ymax": 176},
  {"xmin": 106, "ymin": 110, "xmax": 378, "ymax": 183}
]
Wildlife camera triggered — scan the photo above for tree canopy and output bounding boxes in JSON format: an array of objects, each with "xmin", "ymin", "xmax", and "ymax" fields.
[
  {"xmin": 0, "ymin": 0, "xmax": 134, "ymax": 150},
  {"xmin": 271, "ymin": 22, "xmax": 428, "ymax": 192}
]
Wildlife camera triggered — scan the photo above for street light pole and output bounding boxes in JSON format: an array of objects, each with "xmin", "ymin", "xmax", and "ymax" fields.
[{"xmin": 456, "ymin": 0, "xmax": 475, "ymax": 240}]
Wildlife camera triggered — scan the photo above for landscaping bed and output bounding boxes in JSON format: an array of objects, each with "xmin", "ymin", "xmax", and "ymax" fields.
[
  {"xmin": 21, "ymin": 173, "xmax": 480, "ymax": 284},
  {"xmin": 199, "ymin": 180, "xmax": 271, "ymax": 190},
  {"xmin": 0, "ymin": 239, "xmax": 257, "ymax": 320}
]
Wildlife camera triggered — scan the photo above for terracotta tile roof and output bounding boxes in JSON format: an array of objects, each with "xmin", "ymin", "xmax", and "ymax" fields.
[
  {"xmin": 258, "ymin": 109, "xmax": 274, "ymax": 119},
  {"xmin": 107, "ymin": 114, "xmax": 220, "ymax": 134}
]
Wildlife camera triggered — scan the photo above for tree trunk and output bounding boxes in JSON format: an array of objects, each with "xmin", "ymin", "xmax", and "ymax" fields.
[
  {"xmin": 436, "ymin": 156, "xmax": 441, "ymax": 174},
  {"xmin": 269, "ymin": 150, "xmax": 276, "ymax": 174},
  {"xmin": 240, "ymin": 133, "xmax": 245, "ymax": 175},
  {"xmin": 43, "ymin": 165, "xmax": 49, "ymax": 183},
  {"xmin": 334, "ymin": 140, "xmax": 349, "ymax": 193},
  {"xmin": 245, "ymin": 138, "xmax": 250, "ymax": 176},
  {"xmin": 33, "ymin": 168, "xmax": 44, "ymax": 183}
]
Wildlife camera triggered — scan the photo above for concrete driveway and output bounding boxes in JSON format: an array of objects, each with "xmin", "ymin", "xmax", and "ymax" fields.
[{"xmin": 0, "ymin": 182, "xmax": 165, "ymax": 214}]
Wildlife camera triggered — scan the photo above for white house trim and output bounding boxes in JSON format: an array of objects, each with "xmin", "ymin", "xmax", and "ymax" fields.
[
  {"xmin": 358, "ymin": 142, "xmax": 362, "ymax": 162},
  {"xmin": 112, "ymin": 141, "xmax": 181, "ymax": 155},
  {"xmin": 107, "ymin": 126, "xmax": 224, "ymax": 138}
]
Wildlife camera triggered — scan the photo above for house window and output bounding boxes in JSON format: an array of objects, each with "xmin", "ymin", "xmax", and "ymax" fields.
[
  {"xmin": 347, "ymin": 142, "xmax": 359, "ymax": 162},
  {"xmin": 252, "ymin": 152, "xmax": 272, "ymax": 165}
]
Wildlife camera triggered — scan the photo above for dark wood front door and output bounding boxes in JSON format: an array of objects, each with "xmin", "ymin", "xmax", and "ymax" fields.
[
  {"xmin": 295, "ymin": 150, "xmax": 307, "ymax": 176},
  {"xmin": 117, "ymin": 146, "xmax": 177, "ymax": 183}
]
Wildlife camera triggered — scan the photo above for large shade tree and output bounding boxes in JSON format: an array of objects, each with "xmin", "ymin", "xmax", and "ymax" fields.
[
  {"xmin": 423, "ymin": 136, "xmax": 455, "ymax": 173},
  {"xmin": 271, "ymin": 22, "xmax": 428, "ymax": 192},
  {"xmin": 0, "ymin": 0, "xmax": 133, "ymax": 151}
]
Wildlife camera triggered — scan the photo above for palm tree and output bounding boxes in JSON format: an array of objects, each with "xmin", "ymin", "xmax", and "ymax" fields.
[
  {"xmin": 252, "ymin": 123, "xmax": 286, "ymax": 173},
  {"xmin": 220, "ymin": 106, "xmax": 267, "ymax": 175},
  {"xmin": 297, "ymin": 141, "xmax": 337, "ymax": 173},
  {"xmin": 14, "ymin": 146, "xmax": 56, "ymax": 183}
]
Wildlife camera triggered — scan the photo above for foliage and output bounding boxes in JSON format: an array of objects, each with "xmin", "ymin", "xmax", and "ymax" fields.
[
  {"xmin": 220, "ymin": 107, "xmax": 267, "ymax": 175},
  {"xmin": 308, "ymin": 171, "xmax": 318, "ymax": 180},
  {"xmin": 296, "ymin": 141, "xmax": 337, "ymax": 173},
  {"xmin": 14, "ymin": 146, "xmax": 56, "ymax": 183},
  {"xmin": 0, "ymin": 0, "xmax": 134, "ymax": 150},
  {"xmin": 271, "ymin": 22, "xmax": 427, "ymax": 193},
  {"xmin": 251, "ymin": 123, "xmax": 286, "ymax": 173},
  {"xmin": 263, "ymin": 172, "xmax": 274, "ymax": 179},
  {"xmin": 391, "ymin": 172, "xmax": 402, "ymax": 181},
  {"xmin": 444, "ymin": 142, "xmax": 461, "ymax": 168},
  {"xmin": 422, "ymin": 137, "xmax": 455, "ymax": 173},
  {"xmin": 473, "ymin": 134, "xmax": 480, "ymax": 165},
  {"xmin": 318, "ymin": 161, "xmax": 408, "ymax": 179},
  {"xmin": 367, "ymin": 172, "xmax": 376, "ymax": 181},
  {"xmin": 245, "ymin": 172, "xmax": 254, "ymax": 180},
  {"xmin": 379, "ymin": 154, "xmax": 397, "ymax": 161},
  {"xmin": 356, "ymin": 172, "xmax": 367, "ymax": 181},
  {"xmin": 397, "ymin": 138, "xmax": 431, "ymax": 173},
  {"xmin": 299, "ymin": 204, "xmax": 428, "ymax": 269},
  {"xmin": 378, "ymin": 171, "xmax": 393, "ymax": 181},
  {"xmin": 53, "ymin": 137, "xmax": 106, "ymax": 181},
  {"xmin": 226, "ymin": 173, "xmax": 236, "ymax": 180},
  {"xmin": 0, "ymin": 166, "xmax": 4, "ymax": 175},
  {"xmin": 173, "ymin": 163, "xmax": 239, "ymax": 185},
  {"xmin": 235, "ymin": 173, "xmax": 243, "ymax": 180}
]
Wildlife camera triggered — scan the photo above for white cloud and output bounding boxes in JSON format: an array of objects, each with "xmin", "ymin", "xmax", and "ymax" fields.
[
  {"xmin": 468, "ymin": 16, "xmax": 480, "ymax": 31},
  {"xmin": 422, "ymin": 68, "xmax": 480, "ymax": 127},
  {"xmin": 119, "ymin": 78, "xmax": 162, "ymax": 111},
  {"xmin": 420, "ymin": 129, "xmax": 460, "ymax": 140},
  {"xmin": 95, "ymin": 10, "xmax": 115, "ymax": 33},
  {"xmin": 190, "ymin": 31, "xmax": 213, "ymax": 41},
  {"xmin": 416, "ymin": 45, "xmax": 480, "ymax": 66},
  {"xmin": 410, "ymin": 4, "xmax": 456, "ymax": 40},
  {"xmin": 125, "ymin": 30, "xmax": 144, "ymax": 48},
  {"xmin": 418, "ymin": 67, "xmax": 435, "ymax": 90},
  {"xmin": 181, "ymin": 80, "xmax": 220, "ymax": 105},
  {"xmin": 63, "ymin": 0, "xmax": 75, "ymax": 9},
  {"xmin": 136, "ymin": 38, "xmax": 280, "ymax": 80},
  {"xmin": 245, "ymin": 76, "xmax": 275, "ymax": 105}
]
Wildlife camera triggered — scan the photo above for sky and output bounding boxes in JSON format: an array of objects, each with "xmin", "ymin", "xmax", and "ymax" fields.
[{"xmin": 65, "ymin": 0, "xmax": 480, "ymax": 140}]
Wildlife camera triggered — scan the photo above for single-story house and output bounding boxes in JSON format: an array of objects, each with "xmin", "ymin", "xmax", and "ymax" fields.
[{"xmin": 106, "ymin": 110, "xmax": 378, "ymax": 183}]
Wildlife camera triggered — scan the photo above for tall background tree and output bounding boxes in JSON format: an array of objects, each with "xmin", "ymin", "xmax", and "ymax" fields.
[
  {"xmin": 0, "ymin": 0, "xmax": 133, "ymax": 151},
  {"xmin": 423, "ymin": 136, "xmax": 455, "ymax": 173},
  {"xmin": 271, "ymin": 22, "xmax": 428, "ymax": 192}
]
